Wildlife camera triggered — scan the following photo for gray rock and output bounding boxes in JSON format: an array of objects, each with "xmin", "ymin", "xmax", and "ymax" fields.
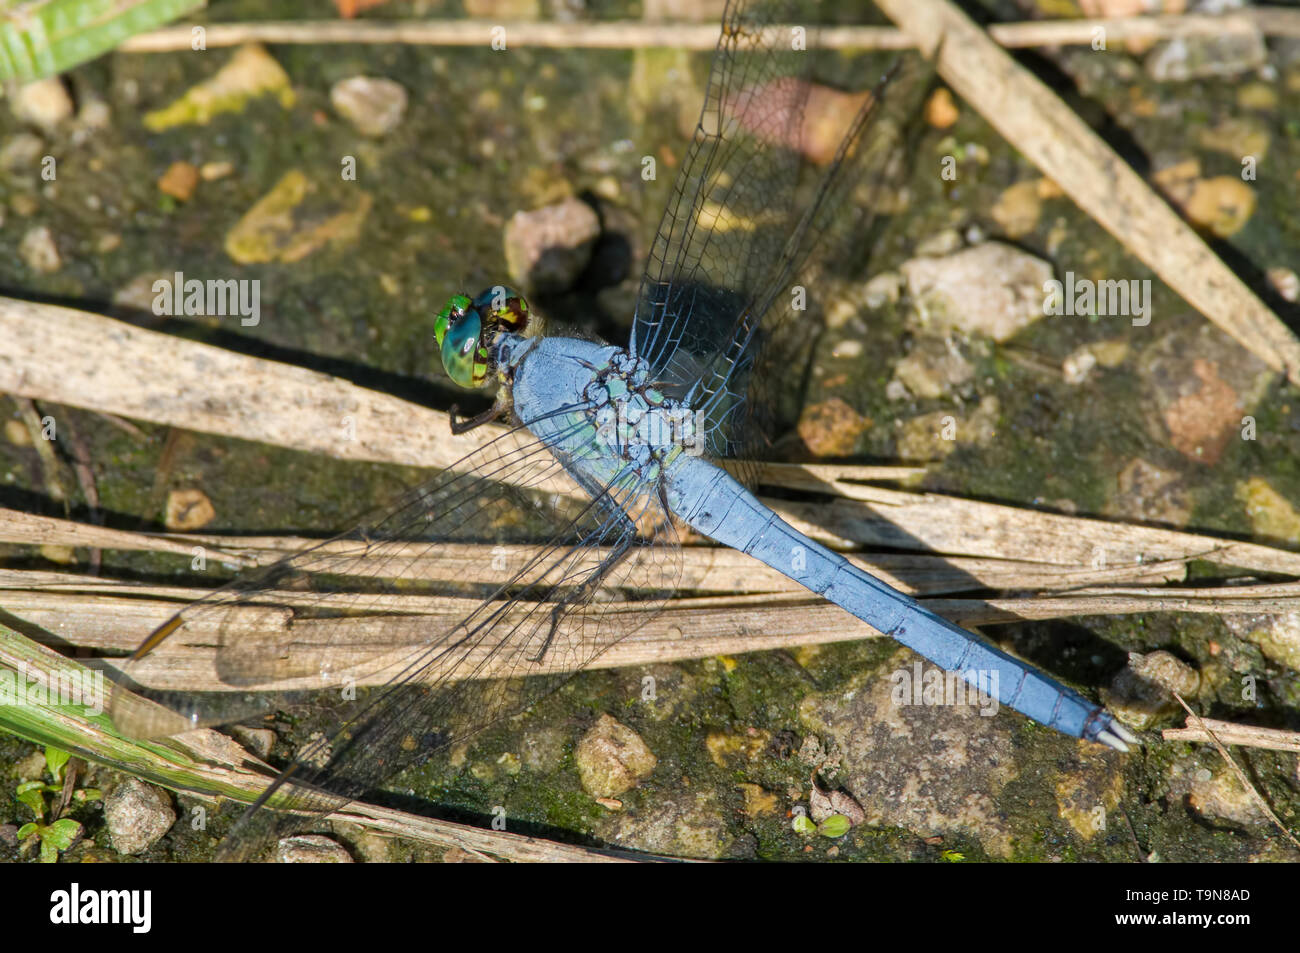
[
  {"xmin": 1267, "ymin": 267, "xmax": 1298, "ymax": 304},
  {"xmin": 891, "ymin": 336, "xmax": 974, "ymax": 400},
  {"xmin": 104, "ymin": 779, "xmax": 175, "ymax": 855},
  {"xmin": 1104, "ymin": 457, "xmax": 1192, "ymax": 528},
  {"xmin": 1103, "ymin": 651, "xmax": 1199, "ymax": 731},
  {"xmin": 0, "ymin": 132, "xmax": 45, "ymax": 172},
  {"xmin": 276, "ymin": 833, "xmax": 354, "ymax": 863},
  {"xmin": 596, "ymin": 788, "xmax": 747, "ymax": 859},
  {"xmin": 112, "ymin": 272, "xmax": 169, "ymax": 312},
  {"xmin": 19, "ymin": 225, "xmax": 61, "ymax": 274},
  {"xmin": 799, "ymin": 652, "xmax": 1070, "ymax": 858},
  {"xmin": 77, "ymin": 99, "xmax": 112, "ymax": 132},
  {"xmin": 229, "ymin": 726, "xmax": 275, "ymax": 760},
  {"xmin": 575, "ymin": 713, "xmax": 656, "ymax": 798},
  {"xmin": 862, "ymin": 270, "xmax": 902, "ymax": 309},
  {"xmin": 901, "ymin": 242, "xmax": 1051, "ymax": 343},
  {"xmin": 1146, "ymin": 31, "xmax": 1267, "ymax": 82},
  {"xmin": 1137, "ymin": 322, "xmax": 1273, "ymax": 465},
  {"xmin": 517, "ymin": 722, "xmax": 568, "ymax": 773},
  {"xmin": 1224, "ymin": 612, "xmax": 1300, "ymax": 672},
  {"xmin": 913, "ymin": 229, "xmax": 963, "ymax": 258},
  {"xmin": 503, "ymin": 196, "xmax": 601, "ymax": 294},
  {"xmin": 1165, "ymin": 755, "xmax": 1267, "ymax": 828},
  {"xmin": 330, "ymin": 76, "xmax": 408, "ymax": 137},
  {"xmin": 11, "ymin": 77, "xmax": 73, "ymax": 130}
]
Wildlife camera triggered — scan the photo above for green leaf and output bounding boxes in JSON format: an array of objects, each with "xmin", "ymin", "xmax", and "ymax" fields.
[
  {"xmin": 818, "ymin": 814, "xmax": 852, "ymax": 838},
  {"xmin": 43, "ymin": 818, "xmax": 82, "ymax": 850},
  {"xmin": 16, "ymin": 822, "xmax": 38, "ymax": 840},
  {"xmin": 791, "ymin": 814, "xmax": 817, "ymax": 835},
  {"xmin": 15, "ymin": 782, "xmax": 46, "ymax": 820},
  {"xmin": 44, "ymin": 746, "xmax": 70, "ymax": 783},
  {"xmin": 941, "ymin": 849, "xmax": 965, "ymax": 862},
  {"xmin": 40, "ymin": 837, "xmax": 56, "ymax": 864},
  {"xmin": 73, "ymin": 788, "xmax": 103, "ymax": 802}
]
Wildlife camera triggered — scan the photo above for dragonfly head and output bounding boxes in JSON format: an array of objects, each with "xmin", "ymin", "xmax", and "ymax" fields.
[{"xmin": 434, "ymin": 286, "xmax": 533, "ymax": 389}]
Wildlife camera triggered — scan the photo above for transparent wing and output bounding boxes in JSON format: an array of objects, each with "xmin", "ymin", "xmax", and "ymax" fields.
[
  {"xmin": 630, "ymin": 0, "xmax": 927, "ymax": 475},
  {"xmin": 111, "ymin": 416, "xmax": 680, "ymax": 859},
  {"xmin": 630, "ymin": 0, "xmax": 811, "ymax": 405}
]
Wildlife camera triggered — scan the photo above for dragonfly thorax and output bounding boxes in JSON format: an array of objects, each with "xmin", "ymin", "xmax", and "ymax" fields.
[
  {"xmin": 510, "ymin": 336, "xmax": 704, "ymax": 493},
  {"xmin": 580, "ymin": 350, "xmax": 700, "ymax": 470}
]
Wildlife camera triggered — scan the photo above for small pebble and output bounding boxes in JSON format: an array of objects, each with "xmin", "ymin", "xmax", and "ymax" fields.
[
  {"xmin": 19, "ymin": 225, "xmax": 61, "ymax": 273},
  {"xmin": 1129, "ymin": 650, "xmax": 1200, "ymax": 696},
  {"xmin": 229, "ymin": 726, "xmax": 275, "ymax": 760},
  {"xmin": 1266, "ymin": 267, "xmax": 1298, "ymax": 303},
  {"xmin": 200, "ymin": 160, "xmax": 235, "ymax": 181},
  {"xmin": 165, "ymin": 488, "xmax": 216, "ymax": 531},
  {"xmin": 1145, "ymin": 32, "xmax": 1266, "ymax": 82},
  {"xmin": 277, "ymin": 834, "xmax": 354, "ymax": 863},
  {"xmin": 862, "ymin": 271, "xmax": 902, "ymax": 309},
  {"xmin": 913, "ymin": 228, "xmax": 963, "ymax": 257},
  {"xmin": 11, "ymin": 77, "xmax": 74, "ymax": 130},
  {"xmin": 575, "ymin": 714, "xmax": 657, "ymax": 798},
  {"xmin": 1236, "ymin": 81, "xmax": 1277, "ymax": 111},
  {"xmin": 798, "ymin": 397, "xmax": 871, "ymax": 457},
  {"xmin": 330, "ymin": 76, "xmax": 408, "ymax": 137},
  {"xmin": 104, "ymin": 779, "xmax": 176, "ymax": 855},
  {"xmin": 40, "ymin": 544, "xmax": 76, "ymax": 565},
  {"xmin": 4, "ymin": 419, "xmax": 31, "ymax": 446},
  {"xmin": 1062, "ymin": 348, "xmax": 1098, "ymax": 385},
  {"xmin": 503, "ymin": 196, "xmax": 601, "ymax": 294},
  {"xmin": 901, "ymin": 242, "xmax": 1052, "ymax": 342},
  {"xmin": 990, "ymin": 180, "xmax": 1043, "ymax": 239},
  {"xmin": 158, "ymin": 160, "xmax": 200, "ymax": 201},
  {"xmin": 0, "ymin": 132, "xmax": 45, "ymax": 171},
  {"xmin": 77, "ymin": 99, "xmax": 112, "ymax": 130},
  {"xmin": 924, "ymin": 87, "xmax": 958, "ymax": 128},
  {"xmin": 1183, "ymin": 177, "xmax": 1255, "ymax": 238}
]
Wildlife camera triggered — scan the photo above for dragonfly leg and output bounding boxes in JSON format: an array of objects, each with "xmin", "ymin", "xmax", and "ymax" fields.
[
  {"xmin": 449, "ymin": 399, "xmax": 504, "ymax": 434},
  {"xmin": 528, "ymin": 526, "xmax": 634, "ymax": 664}
]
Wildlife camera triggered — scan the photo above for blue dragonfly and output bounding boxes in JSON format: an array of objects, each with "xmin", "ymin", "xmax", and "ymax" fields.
[{"xmin": 120, "ymin": 0, "xmax": 1134, "ymax": 858}]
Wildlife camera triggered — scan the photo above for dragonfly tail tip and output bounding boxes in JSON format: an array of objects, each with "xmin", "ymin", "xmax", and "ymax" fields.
[
  {"xmin": 1112, "ymin": 722, "xmax": 1140, "ymax": 745},
  {"xmin": 1095, "ymin": 728, "xmax": 1131, "ymax": 753}
]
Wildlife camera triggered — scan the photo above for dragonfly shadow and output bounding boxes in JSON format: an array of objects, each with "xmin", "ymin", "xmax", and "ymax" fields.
[{"xmin": 0, "ymin": 605, "xmax": 82, "ymax": 657}]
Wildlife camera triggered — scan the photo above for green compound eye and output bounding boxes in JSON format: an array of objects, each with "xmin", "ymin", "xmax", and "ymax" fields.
[
  {"xmin": 440, "ymin": 306, "xmax": 486, "ymax": 389},
  {"xmin": 435, "ymin": 287, "xmax": 531, "ymax": 390},
  {"xmin": 435, "ymin": 294, "xmax": 472, "ymax": 350},
  {"xmin": 471, "ymin": 286, "xmax": 528, "ymax": 329}
]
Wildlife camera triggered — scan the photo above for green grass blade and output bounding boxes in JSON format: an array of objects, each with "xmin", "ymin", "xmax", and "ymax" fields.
[
  {"xmin": 0, "ymin": 0, "xmax": 203, "ymax": 82},
  {"xmin": 0, "ymin": 614, "xmax": 298, "ymax": 810}
]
